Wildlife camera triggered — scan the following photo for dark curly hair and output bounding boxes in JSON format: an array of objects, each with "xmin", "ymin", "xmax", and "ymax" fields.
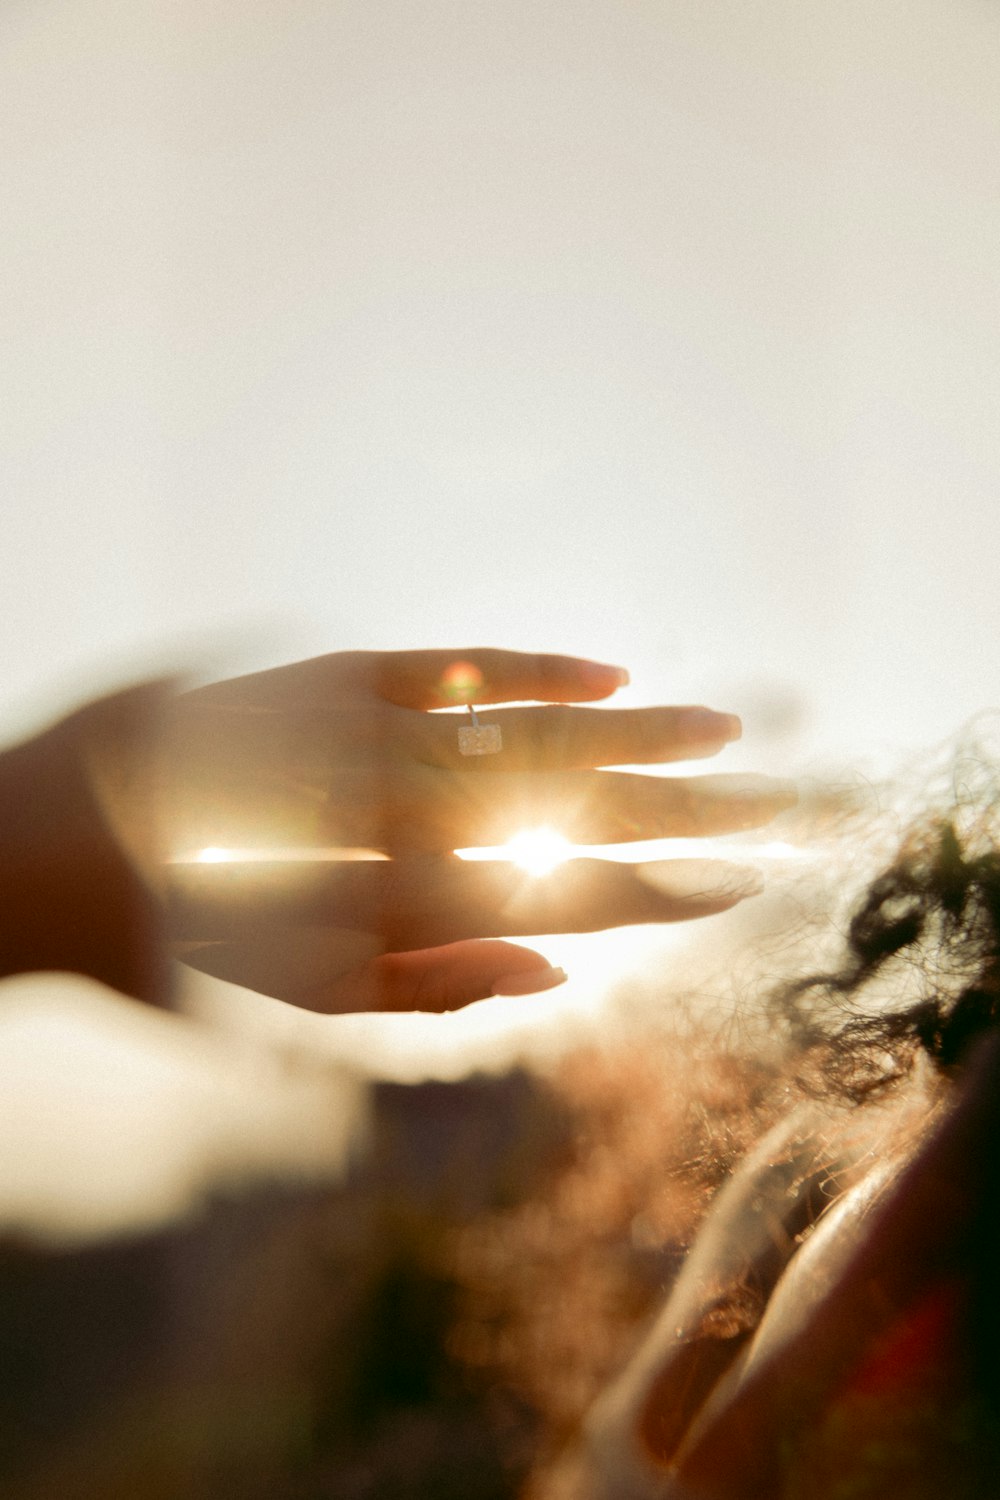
[{"xmin": 778, "ymin": 799, "xmax": 1000, "ymax": 1099}]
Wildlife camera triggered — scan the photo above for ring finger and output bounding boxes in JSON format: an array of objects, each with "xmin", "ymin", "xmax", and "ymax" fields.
[{"xmin": 425, "ymin": 769, "xmax": 798, "ymax": 848}]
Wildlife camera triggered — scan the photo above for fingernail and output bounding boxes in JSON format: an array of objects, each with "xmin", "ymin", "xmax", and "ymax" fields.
[
  {"xmin": 727, "ymin": 865, "xmax": 765, "ymax": 898},
  {"xmin": 688, "ymin": 709, "xmax": 742, "ymax": 742},
  {"xmin": 581, "ymin": 661, "xmax": 630, "ymax": 690},
  {"xmin": 492, "ymin": 966, "xmax": 568, "ymax": 997}
]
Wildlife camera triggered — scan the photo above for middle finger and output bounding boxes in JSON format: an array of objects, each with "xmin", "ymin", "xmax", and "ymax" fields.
[{"xmin": 412, "ymin": 703, "xmax": 742, "ymax": 772}]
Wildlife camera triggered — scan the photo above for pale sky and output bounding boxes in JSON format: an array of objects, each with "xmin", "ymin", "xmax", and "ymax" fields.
[
  {"xmin": 3, "ymin": 0, "xmax": 1000, "ymax": 1231},
  {"xmin": 2, "ymin": 0, "xmax": 998, "ymax": 773}
]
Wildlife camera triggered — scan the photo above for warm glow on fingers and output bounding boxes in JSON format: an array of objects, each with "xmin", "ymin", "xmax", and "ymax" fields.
[
  {"xmin": 173, "ymin": 846, "xmax": 389, "ymax": 864},
  {"xmin": 455, "ymin": 826, "xmax": 575, "ymax": 874},
  {"xmin": 455, "ymin": 833, "xmax": 818, "ymax": 872},
  {"xmin": 440, "ymin": 659, "xmax": 485, "ymax": 702},
  {"xmin": 504, "ymin": 828, "xmax": 574, "ymax": 876}
]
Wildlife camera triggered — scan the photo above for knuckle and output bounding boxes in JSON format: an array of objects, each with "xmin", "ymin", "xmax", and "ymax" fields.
[
  {"xmin": 633, "ymin": 710, "xmax": 665, "ymax": 762},
  {"xmin": 532, "ymin": 653, "xmax": 565, "ymax": 696},
  {"xmin": 665, "ymin": 779, "xmax": 699, "ymax": 834},
  {"xmin": 527, "ymin": 703, "xmax": 572, "ymax": 761}
]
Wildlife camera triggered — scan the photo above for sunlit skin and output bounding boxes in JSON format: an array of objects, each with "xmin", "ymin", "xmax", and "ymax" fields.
[
  {"xmin": 196, "ymin": 846, "xmax": 232, "ymax": 864},
  {"xmin": 503, "ymin": 827, "xmax": 574, "ymax": 876},
  {"xmin": 439, "ymin": 659, "xmax": 486, "ymax": 703},
  {"xmin": 167, "ymin": 647, "xmax": 797, "ymax": 1013}
]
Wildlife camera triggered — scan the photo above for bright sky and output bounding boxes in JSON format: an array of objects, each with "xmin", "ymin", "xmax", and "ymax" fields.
[
  {"xmin": 2, "ymin": 0, "xmax": 998, "ymax": 769},
  {"xmin": 2, "ymin": 1, "xmax": 1000, "ymax": 1137}
]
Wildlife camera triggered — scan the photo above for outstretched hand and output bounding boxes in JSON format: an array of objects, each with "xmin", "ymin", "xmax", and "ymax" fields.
[{"xmin": 167, "ymin": 649, "xmax": 796, "ymax": 1012}]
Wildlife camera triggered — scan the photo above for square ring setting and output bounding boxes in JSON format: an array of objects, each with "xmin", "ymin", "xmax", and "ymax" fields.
[{"xmin": 458, "ymin": 722, "xmax": 503, "ymax": 756}]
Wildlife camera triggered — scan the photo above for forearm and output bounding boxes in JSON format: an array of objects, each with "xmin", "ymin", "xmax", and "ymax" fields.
[{"xmin": 0, "ymin": 684, "xmax": 171, "ymax": 1005}]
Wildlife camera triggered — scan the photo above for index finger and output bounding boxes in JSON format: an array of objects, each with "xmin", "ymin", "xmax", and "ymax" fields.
[{"xmin": 371, "ymin": 649, "xmax": 631, "ymax": 709}]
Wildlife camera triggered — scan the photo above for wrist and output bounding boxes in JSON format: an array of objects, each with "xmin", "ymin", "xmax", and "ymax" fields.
[{"xmin": 0, "ymin": 682, "xmax": 173, "ymax": 1005}]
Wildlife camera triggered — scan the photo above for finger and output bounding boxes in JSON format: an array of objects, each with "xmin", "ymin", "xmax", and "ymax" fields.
[
  {"xmin": 317, "ymin": 942, "xmax": 567, "ymax": 1014},
  {"xmin": 413, "ymin": 703, "xmax": 742, "ymax": 771},
  {"xmin": 368, "ymin": 649, "xmax": 630, "ymax": 710},
  {"xmin": 310, "ymin": 768, "xmax": 795, "ymax": 853},
  {"xmin": 425, "ymin": 770, "xmax": 799, "ymax": 847},
  {"xmin": 169, "ymin": 855, "xmax": 764, "ymax": 951},
  {"xmin": 421, "ymin": 859, "xmax": 766, "ymax": 944}
]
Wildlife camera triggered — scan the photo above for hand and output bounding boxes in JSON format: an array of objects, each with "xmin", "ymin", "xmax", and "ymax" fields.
[
  {"xmin": 0, "ymin": 682, "xmax": 171, "ymax": 1006},
  {"xmin": 165, "ymin": 648, "xmax": 792, "ymax": 851},
  {"xmin": 167, "ymin": 648, "xmax": 796, "ymax": 1012}
]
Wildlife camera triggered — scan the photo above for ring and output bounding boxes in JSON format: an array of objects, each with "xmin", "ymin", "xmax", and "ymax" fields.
[{"xmin": 458, "ymin": 703, "xmax": 503, "ymax": 756}]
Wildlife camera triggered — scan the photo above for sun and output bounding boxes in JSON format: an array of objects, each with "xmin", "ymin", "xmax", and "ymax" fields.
[
  {"xmin": 504, "ymin": 827, "xmax": 574, "ymax": 876},
  {"xmin": 195, "ymin": 846, "xmax": 234, "ymax": 863}
]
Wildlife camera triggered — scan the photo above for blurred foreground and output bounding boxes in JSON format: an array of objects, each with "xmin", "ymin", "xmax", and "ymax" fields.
[{"xmin": 0, "ymin": 962, "xmax": 785, "ymax": 1500}]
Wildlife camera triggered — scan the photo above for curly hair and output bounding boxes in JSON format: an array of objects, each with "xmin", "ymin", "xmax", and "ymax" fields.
[{"xmin": 778, "ymin": 808, "xmax": 1000, "ymax": 1099}]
